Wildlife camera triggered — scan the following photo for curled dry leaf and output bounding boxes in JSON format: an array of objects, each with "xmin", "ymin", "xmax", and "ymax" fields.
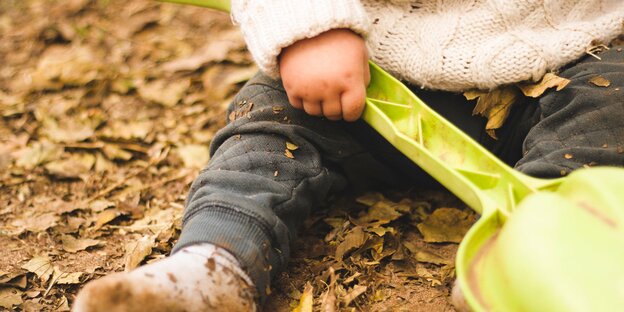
[
  {"xmin": 343, "ymin": 285, "xmax": 367, "ymax": 306},
  {"xmin": 518, "ymin": 72, "xmax": 570, "ymax": 97},
  {"xmin": 292, "ymin": 282, "xmax": 313, "ymax": 312},
  {"xmin": 465, "ymin": 86, "xmax": 520, "ymax": 139},
  {"xmin": 124, "ymin": 235, "xmax": 156, "ymax": 271}
]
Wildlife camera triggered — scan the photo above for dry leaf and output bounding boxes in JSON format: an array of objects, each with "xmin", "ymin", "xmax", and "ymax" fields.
[
  {"xmin": 335, "ymin": 226, "xmax": 368, "ymax": 260},
  {"xmin": 286, "ymin": 142, "xmax": 299, "ymax": 151},
  {"xmin": 402, "ymin": 241, "xmax": 452, "ymax": 265},
  {"xmin": 417, "ymin": 208, "xmax": 475, "ymax": 243},
  {"xmin": 292, "ymin": 282, "xmax": 313, "ymax": 312},
  {"xmin": 284, "ymin": 149, "xmax": 295, "ymax": 159},
  {"xmin": 176, "ymin": 144, "xmax": 209, "ymax": 169},
  {"xmin": 0, "ymin": 287, "xmax": 23, "ymax": 309},
  {"xmin": 54, "ymin": 271, "xmax": 83, "ymax": 285},
  {"xmin": 466, "ymin": 86, "xmax": 520, "ymax": 139},
  {"xmin": 518, "ymin": 73, "xmax": 570, "ymax": 97},
  {"xmin": 124, "ymin": 235, "xmax": 156, "ymax": 271},
  {"xmin": 356, "ymin": 200, "xmax": 403, "ymax": 225},
  {"xmin": 202, "ymin": 64, "xmax": 257, "ymax": 101},
  {"xmin": 162, "ymin": 29, "xmax": 246, "ymax": 72},
  {"xmin": 29, "ymin": 45, "xmax": 101, "ymax": 90},
  {"xmin": 343, "ymin": 285, "xmax": 367, "ymax": 306},
  {"xmin": 14, "ymin": 141, "xmax": 62, "ymax": 170},
  {"xmin": 0, "ymin": 274, "xmax": 27, "ymax": 289},
  {"xmin": 61, "ymin": 235, "xmax": 103, "ymax": 253},
  {"xmin": 93, "ymin": 209, "xmax": 121, "ymax": 230},
  {"xmin": 12, "ymin": 212, "xmax": 58, "ymax": 233},
  {"xmin": 589, "ymin": 75, "xmax": 611, "ymax": 87},
  {"xmin": 138, "ymin": 79, "xmax": 189, "ymax": 107},
  {"xmin": 320, "ymin": 268, "xmax": 338, "ymax": 312},
  {"xmin": 41, "ymin": 117, "xmax": 96, "ymax": 143},
  {"xmin": 44, "ymin": 153, "xmax": 95, "ymax": 179},
  {"xmin": 22, "ymin": 256, "xmax": 54, "ymax": 284}
]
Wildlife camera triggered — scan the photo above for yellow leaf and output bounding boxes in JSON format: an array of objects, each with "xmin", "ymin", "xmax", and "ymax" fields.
[
  {"xmin": 589, "ymin": 75, "xmax": 611, "ymax": 87},
  {"xmin": 292, "ymin": 282, "xmax": 313, "ymax": 312},
  {"xmin": 284, "ymin": 149, "xmax": 295, "ymax": 159},
  {"xmin": 466, "ymin": 86, "xmax": 520, "ymax": 139},
  {"xmin": 286, "ymin": 142, "xmax": 299, "ymax": 151},
  {"xmin": 518, "ymin": 73, "xmax": 570, "ymax": 97}
]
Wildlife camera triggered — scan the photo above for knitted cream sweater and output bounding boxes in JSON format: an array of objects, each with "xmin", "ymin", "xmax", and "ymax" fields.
[{"xmin": 232, "ymin": 0, "xmax": 624, "ymax": 91}]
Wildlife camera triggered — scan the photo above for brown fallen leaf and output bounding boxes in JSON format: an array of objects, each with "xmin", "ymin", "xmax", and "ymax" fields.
[
  {"xmin": 13, "ymin": 141, "xmax": 63, "ymax": 170},
  {"xmin": 589, "ymin": 75, "xmax": 611, "ymax": 87},
  {"xmin": 21, "ymin": 256, "xmax": 54, "ymax": 284},
  {"xmin": 0, "ymin": 287, "xmax": 23, "ymax": 309},
  {"xmin": 465, "ymin": 86, "xmax": 520, "ymax": 139},
  {"xmin": 61, "ymin": 235, "xmax": 103, "ymax": 253},
  {"xmin": 518, "ymin": 73, "xmax": 570, "ymax": 97},
  {"xmin": 335, "ymin": 226, "xmax": 368, "ymax": 260},
  {"xmin": 417, "ymin": 208, "xmax": 475, "ymax": 243},
  {"xmin": 292, "ymin": 282, "xmax": 313, "ymax": 312},
  {"xmin": 137, "ymin": 79, "xmax": 189, "ymax": 107},
  {"xmin": 29, "ymin": 45, "xmax": 101, "ymax": 90},
  {"xmin": 93, "ymin": 209, "xmax": 121, "ymax": 230},
  {"xmin": 402, "ymin": 241, "xmax": 452, "ymax": 265},
  {"xmin": 12, "ymin": 212, "xmax": 58, "ymax": 233},
  {"xmin": 124, "ymin": 235, "xmax": 156, "ymax": 271},
  {"xmin": 44, "ymin": 153, "xmax": 95, "ymax": 179},
  {"xmin": 320, "ymin": 267, "xmax": 338, "ymax": 312},
  {"xmin": 343, "ymin": 285, "xmax": 367, "ymax": 306},
  {"xmin": 54, "ymin": 270, "xmax": 83, "ymax": 285},
  {"xmin": 0, "ymin": 274, "xmax": 27, "ymax": 290},
  {"xmin": 356, "ymin": 200, "xmax": 403, "ymax": 225}
]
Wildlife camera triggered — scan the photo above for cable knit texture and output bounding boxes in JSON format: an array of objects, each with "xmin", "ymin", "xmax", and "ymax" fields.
[{"xmin": 232, "ymin": 0, "xmax": 624, "ymax": 91}]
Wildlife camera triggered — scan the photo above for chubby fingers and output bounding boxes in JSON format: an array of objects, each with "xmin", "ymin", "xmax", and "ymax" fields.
[{"xmin": 340, "ymin": 84, "xmax": 366, "ymax": 122}]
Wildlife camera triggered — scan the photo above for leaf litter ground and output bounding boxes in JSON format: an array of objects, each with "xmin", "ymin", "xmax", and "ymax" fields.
[{"xmin": 0, "ymin": 1, "xmax": 478, "ymax": 310}]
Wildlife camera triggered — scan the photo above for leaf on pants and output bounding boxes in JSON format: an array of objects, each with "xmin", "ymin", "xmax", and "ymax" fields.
[
  {"xmin": 589, "ymin": 75, "xmax": 611, "ymax": 87},
  {"xmin": 518, "ymin": 73, "xmax": 570, "ymax": 97},
  {"xmin": 465, "ymin": 86, "xmax": 520, "ymax": 139}
]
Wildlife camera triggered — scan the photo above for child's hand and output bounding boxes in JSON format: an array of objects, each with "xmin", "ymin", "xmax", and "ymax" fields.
[{"xmin": 279, "ymin": 29, "xmax": 370, "ymax": 121}]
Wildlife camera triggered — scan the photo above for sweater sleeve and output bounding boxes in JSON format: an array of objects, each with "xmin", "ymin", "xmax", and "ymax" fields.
[{"xmin": 231, "ymin": 0, "xmax": 370, "ymax": 78}]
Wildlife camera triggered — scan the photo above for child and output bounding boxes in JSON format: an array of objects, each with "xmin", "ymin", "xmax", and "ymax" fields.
[{"xmin": 74, "ymin": 1, "xmax": 624, "ymax": 311}]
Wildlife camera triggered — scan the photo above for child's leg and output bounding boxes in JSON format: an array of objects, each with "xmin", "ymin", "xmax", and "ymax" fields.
[
  {"xmin": 74, "ymin": 73, "xmax": 390, "ymax": 311},
  {"xmin": 515, "ymin": 45, "xmax": 624, "ymax": 176}
]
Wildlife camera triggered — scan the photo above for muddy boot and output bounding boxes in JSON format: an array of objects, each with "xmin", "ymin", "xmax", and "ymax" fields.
[{"xmin": 72, "ymin": 244, "xmax": 258, "ymax": 312}]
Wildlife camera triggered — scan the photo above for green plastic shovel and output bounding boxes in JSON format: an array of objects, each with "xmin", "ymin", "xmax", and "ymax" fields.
[{"xmin": 159, "ymin": 1, "xmax": 624, "ymax": 310}]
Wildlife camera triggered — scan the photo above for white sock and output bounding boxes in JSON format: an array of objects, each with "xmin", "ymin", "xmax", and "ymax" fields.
[{"xmin": 73, "ymin": 244, "xmax": 257, "ymax": 312}]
